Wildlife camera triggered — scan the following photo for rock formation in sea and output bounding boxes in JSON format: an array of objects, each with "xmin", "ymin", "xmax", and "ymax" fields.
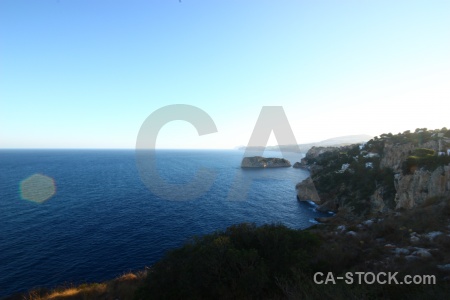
[{"xmin": 241, "ymin": 156, "xmax": 291, "ymax": 168}]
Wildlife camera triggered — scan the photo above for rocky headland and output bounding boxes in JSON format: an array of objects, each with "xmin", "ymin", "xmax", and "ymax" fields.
[
  {"xmin": 296, "ymin": 128, "xmax": 450, "ymax": 214},
  {"xmin": 241, "ymin": 156, "xmax": 291, "ymax": 168}
]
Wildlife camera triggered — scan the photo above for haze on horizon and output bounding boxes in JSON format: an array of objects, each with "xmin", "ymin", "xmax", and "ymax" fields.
[{"xmin": 1, "ymin": 1, "xmax": 449, "ymax": 149}]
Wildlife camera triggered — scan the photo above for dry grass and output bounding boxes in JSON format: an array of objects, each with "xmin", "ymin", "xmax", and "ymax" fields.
[
  {"xmin": 20, "ymin": 270, "xmax": 146, "ymax": 300},
  {"xmin": 43, "ymin": 283, "xmax": 107, "ymax": 300}
]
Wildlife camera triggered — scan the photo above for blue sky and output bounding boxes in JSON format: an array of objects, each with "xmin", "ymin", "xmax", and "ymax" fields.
[{"xmin": 1, "ymin": 0, "xmax": 449, "ymax": 149}]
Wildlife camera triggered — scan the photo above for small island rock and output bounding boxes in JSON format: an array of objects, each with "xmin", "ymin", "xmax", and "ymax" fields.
[{"xmin": 241, "ymin": 156, "xmax": 291, "ymax": 168}]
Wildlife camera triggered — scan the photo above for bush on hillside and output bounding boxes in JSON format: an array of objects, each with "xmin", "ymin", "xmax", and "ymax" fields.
[{"xmin": 136, "ymin": 223, "xmax": 320, "ymax": 299}]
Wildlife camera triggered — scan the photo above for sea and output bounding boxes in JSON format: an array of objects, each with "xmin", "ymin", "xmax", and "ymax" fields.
[{"xmin": 0, "ymin": 149, "xmax": 328, "ymax": 297}]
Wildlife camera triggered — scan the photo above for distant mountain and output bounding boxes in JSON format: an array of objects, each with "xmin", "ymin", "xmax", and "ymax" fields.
[
  {"xmin": 238, "ymin": 134, "xmax": 373, "ymax": 153},
  {"xmin": 314, "ymin": 134, "xmax": 373, "ymax": 146}
]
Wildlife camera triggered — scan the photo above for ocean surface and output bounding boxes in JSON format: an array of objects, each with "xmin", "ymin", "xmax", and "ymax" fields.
[{"xmin": 0, "ymin": 149, "xmax": 328, "ymax": 297}]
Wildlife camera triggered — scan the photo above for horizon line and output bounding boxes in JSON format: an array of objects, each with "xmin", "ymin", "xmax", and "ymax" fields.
[{"xmin": 0, "ymin": 147, "xmax": 241, "ymax": 150}]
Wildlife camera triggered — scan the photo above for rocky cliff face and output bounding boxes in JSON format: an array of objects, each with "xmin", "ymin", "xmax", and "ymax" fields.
[
  {"xmin": 380, "ymin": 140, "xmax": 439, "ymax": 173},
  {"xmin": 379, "ymin": 139, "xmax": 450, "ymax": 209},
  {"xmin": 301, "ymin": 146, "xmax": 338, "ymax": 164},
  {"xmin": 395, "ymin": 164, "xmax": 450, "ymax": 209},
  {"xmin": 370, "ymin": 187, "xmax": 387, "ymax": 213},
  {"xmin": 295, "ymin": 178, "xmax": 321, "ymax": 204},
  {"xmin": 299, "ymin": 146, "xmax": 339, "ymax": 175},
  {"xmin": 292, "ymin": 162, "xmax": 302, "ymax": 168},
  {"xmin": 241, "ymin": 156, "xmax": 291, "ymax": 168}
]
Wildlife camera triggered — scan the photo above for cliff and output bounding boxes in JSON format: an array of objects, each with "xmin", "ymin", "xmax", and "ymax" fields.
[
  {"xmin": 241, "ymin": 156, "xmax": 291, "ymax": 168},
  {"xmin": 295, "ymin": 177, "xmax": 321, "ymax": 204},
  {"xmin": 380, "ymin": 140, "xmax": 439, "ymax": 173},
  {"xmin": 298, "ymin": 146, "xmax": 341, "ymax": 175},
  {"xmin": 296, "ymin": 128, "xmax": 450, "ymax": 215},
  {"xmin": 395, "ymin": 164, "xmax": 450, "ymax": 209}
]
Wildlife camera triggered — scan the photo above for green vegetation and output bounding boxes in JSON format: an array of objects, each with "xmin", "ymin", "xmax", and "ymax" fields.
[
  {"xmin": 136, "ymin": 223, "xmax": 320, "ymax": 299},
  {"xmin": 373, "ymin": 127, "xmax": 449, "ymax": 145},
  {"xmin": 412, "ymin": 148, "xmax": 435, "ymax": 157},
  {"xmin": 402, "ymin": 148, "xmax": 450, "ymax": 174},
  {"xmin": 307, "ymin": 144, "xmax": 396, "ymax": 215},
  {"xmin": 135, "ymin": 197, "xmax": 450, "ymax": 299}
]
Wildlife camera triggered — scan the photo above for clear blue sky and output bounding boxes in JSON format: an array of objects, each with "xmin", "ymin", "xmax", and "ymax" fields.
[{"xmin": 1, "ymin": 0, "xmax": 449, "ymax": 149}]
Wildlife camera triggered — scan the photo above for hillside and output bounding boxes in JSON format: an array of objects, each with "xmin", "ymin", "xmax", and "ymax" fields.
[{"xmin": 296, "ymin": 128, "xmax": 450, "ymax": 216}]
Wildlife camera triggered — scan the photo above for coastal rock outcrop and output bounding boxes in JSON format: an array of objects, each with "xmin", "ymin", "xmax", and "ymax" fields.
[
  {"xmin": 300, "ymin": 146, "xmax": 338, "ymax": 164},
  {"xmin": 299, "ymin": 146, "xmax": 339, "ymax": 175},
  {"xmin": 292, "ymin": 162, "xmax": 302, "ymax": 168},
  {"xmin": 295, "ymin": 178, "xmax": 321, "ymax": 204},
  {"xmin": 241, "ymin": 156, "xmax": 291, "ymax": 168}
]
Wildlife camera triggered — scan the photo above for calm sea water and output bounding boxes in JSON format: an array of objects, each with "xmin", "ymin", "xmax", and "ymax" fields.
[{"xmin": 0, "ymin": 150, "xmax": 327, "ymax": 297}]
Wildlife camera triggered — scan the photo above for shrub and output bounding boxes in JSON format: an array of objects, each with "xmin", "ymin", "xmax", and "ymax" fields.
[
  {"xmin": 412, "ymin": 148, "xmax": 435, "ymax": 157},
  {"xmin": 137, "ymin": 223, "xmax": 320, "ymax": 299},
  {"xmin": 403, "ymin": 151, "xmax": 450, "ymax": 174}
]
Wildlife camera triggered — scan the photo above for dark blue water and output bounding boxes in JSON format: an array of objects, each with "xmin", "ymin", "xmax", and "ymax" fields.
[{"xmin": 0, "ymin": 150, "xmax": 327, "ymax": 297}]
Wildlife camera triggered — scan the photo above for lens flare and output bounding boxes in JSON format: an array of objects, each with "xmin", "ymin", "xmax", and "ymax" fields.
[{"xmin": 20, "ymin": 174, "xmax": 56, "ymax": 203}]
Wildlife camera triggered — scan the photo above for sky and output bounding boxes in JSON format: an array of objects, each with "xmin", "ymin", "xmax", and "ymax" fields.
[{"xmin": 1, "ymin": 0, "xmax": 449, "ymax": 149}]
